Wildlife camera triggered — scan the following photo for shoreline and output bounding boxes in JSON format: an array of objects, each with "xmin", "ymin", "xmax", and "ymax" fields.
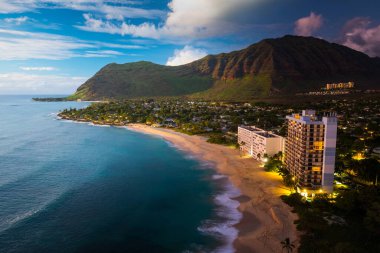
[{"xmin": 125, "ymin": 124, "xmax": 299, "ymax": 253}]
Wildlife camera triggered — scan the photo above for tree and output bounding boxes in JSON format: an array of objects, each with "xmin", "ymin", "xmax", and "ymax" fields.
[
  {"xmin": 238, "ymin": 141, "xmax": 246, "ymax": 157},
  {"xmin": 365, "ymin": 201, "xmax": 380, "ymax": 236},
  {"xmin": 357, "ymin": 159, "xmax": 380, "ymax": 184},
  {"xmin": 277, "ymin": 151, "xmax": 284, "ymax": 160},
  {"xmin": 283, "ymin": 173, "xmax": 297, "ymax": 193},
  {"xmin": 281, "ymin": 237, "xmax": 295, "ymax": 253},
  {"xmin": 264, "ymin": 156, "xmax": 283, "ymax": 173}
]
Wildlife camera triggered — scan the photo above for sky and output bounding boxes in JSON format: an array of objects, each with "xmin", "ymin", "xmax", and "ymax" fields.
[{"xmin": 0, "ymin": 0, "xmax": 379, "ymax": 94}]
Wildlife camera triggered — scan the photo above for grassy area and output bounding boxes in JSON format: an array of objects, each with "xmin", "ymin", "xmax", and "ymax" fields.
[
  {"xmin": 191, "ymin": 74, "xmax": 272, "ymax": 101},
  {"xmin": 67, "ymin": 87, "xmax": 90, "ymax": 100},
  {"xmin": 206, "ymin": 132, "xmax": 237, "ymax": 146}
]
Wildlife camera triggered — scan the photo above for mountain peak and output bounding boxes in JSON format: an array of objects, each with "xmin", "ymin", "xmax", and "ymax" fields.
[{"xmin": 71, "ymin": 36, "xmax": 380, "ymax": 101}]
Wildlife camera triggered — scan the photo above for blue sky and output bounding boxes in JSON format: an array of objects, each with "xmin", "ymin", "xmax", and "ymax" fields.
[{"xmin": 0, "ymin": 0, "xmax": 379, "ymax": 94}]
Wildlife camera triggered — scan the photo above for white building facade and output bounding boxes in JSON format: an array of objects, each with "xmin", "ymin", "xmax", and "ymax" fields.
[
  {"xmin": 285, "ymin": 110, "xmax": 337, "ymax": 193},
  {"xmin": 238, "ymin": 126, "xmax": 285, "ymax": 160}
]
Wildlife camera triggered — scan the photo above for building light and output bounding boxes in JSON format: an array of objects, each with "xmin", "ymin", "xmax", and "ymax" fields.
[
  {"xmin": 353, "ymin": 153, "xmax": 365, "ymax": 160},
  {"xmin": 285, "ymin": 110, "xmax": 337, "ymax": 194}
]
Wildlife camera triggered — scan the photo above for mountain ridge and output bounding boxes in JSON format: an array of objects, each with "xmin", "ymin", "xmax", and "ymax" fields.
[{"xmin": 69, "ymin": 35, "xmax": 380, "ymax": 101}]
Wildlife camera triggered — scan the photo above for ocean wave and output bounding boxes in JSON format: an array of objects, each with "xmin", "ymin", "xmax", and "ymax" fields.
[
  {"xmin": 88, "ymin": 123, "xmax": 111, "ymax": 127},
  {"xmin": 198, "ymin": 181, "xmax": 242, "ymax": 253},
  {"xmin": 164, "ymin": 140, "xmax": 181, "ymax": 149},
  {"xmin": 0, "ymin": 207, "xmax": 43, "ymax": 233},
  {"xmin": 60, "ymin": 119, "xmax": 86, "ymax": 124},
  {"xmin": 212, "ymin": 174, "xmax": 227, "ymax": 180},
  {"xmin": 184, "ymin": 154, "xmax": 197, "ymax": 160},
  {"xmin": 199, "ymin": 161, "xmax": 215, "ymax": 170}
]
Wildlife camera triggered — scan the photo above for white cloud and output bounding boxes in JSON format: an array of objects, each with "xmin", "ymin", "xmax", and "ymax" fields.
[
  {"xmin": 20, "ymin": 66, "xmax": 57, "ymax": 71},
  {"xmin": 0, "ymin": 72, "xmax": 87, "ymax": 94},
  {"xmin": 4, "ymin": 16, "xmax": 29, "ymax": 25},
  {"xmin": 0, "ymin": 29, "xmax": 93, "ymax": 60},
  {"xmin": 0, "ymin": 1, "xmax": 164, "ymax": 20},
  {"xmin": 0, "ymin": 1, "xmax": 32, "ymax": 14},
  {"xmin": 83, "ymin": 50, "xmax": 124, "ymax": 58},
  {"xmin": 294, "ymin": 12, "xmax": 323, "ymax": 36},
  {"xmin": 77, "ymin": 13, "xmax": 160, "ymax": 38},
  {"xmin": 166, "ymin": 46, "xmax": 207, "ymax": 66},
  {"xmin": 341, "ymin": 17, "xmax": 380, "ymax": 57},
  {"xmin": 76, "ymin": 0, "xmax": 259, "ymax": 40},
  {"xmin": 0, "ymin": 28, "xmax": 140, "ymax": 60},
  {"xmin": 1, "ymin": 0, "xmax": 262, "ymax": 42}
]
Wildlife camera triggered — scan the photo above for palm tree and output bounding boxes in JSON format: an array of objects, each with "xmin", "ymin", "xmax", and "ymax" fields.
[
  {"xmin": 257, "ymin": 153, "xmax": 261, "ymax": 161},
  {"xmin": 281, "ymin": 238, "xmax": 295, "ymax": 253},
  {"xmin": 278, "ymin": 151, "xmax": 284, "ymax": 161},
  {"xmin": 239, "ymin": 141, "xmax": 246, "ymax": 157}
]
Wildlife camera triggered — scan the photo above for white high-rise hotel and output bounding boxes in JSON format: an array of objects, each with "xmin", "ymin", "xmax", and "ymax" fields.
[
  {"xmin": 237, "ymin": 110, "xmax": 337, "ymax": 194},
  {"xmin": 285, "ymin": 110, "xmax": 337, "ymax": 193}
]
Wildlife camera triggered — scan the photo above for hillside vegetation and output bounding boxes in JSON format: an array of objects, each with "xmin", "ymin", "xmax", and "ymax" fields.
[{"xmin": 69, "ymin": 35, "xmax": 380, "ymax": 101}]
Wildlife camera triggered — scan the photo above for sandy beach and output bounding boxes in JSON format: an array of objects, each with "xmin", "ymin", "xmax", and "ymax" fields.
[{"xmin": 126, "ymin": 124, "xmax": 299, "ymax": 253}]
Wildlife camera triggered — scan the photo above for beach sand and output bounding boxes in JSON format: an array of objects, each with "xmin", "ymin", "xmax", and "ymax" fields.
[{"xmin": 126, "ymin": 124, "xmax": 299, "ymax": 253}]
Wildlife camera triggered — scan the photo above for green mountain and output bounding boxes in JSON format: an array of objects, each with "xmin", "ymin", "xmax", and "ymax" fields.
[{"xmin": 70, "ymin": 35, "xmax": 380, "ymax": 101}]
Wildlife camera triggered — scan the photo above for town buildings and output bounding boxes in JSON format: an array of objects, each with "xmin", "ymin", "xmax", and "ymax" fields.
[
  {"xmin": 325, "ymin": 81, "xmax": 354, "ymax": 90},
  {"xmin": 285, "ymin": 110, "xmax": 337, "ymax": 193},
  {"xmin": 238, "ymin": 126, "xmax": 285, "ymax": 160}
]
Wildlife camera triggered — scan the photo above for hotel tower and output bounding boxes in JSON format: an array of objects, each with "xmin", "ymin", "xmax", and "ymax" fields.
[{"xmin": 285, "ymin": 110, "xmax": 337, "ymax": 194}]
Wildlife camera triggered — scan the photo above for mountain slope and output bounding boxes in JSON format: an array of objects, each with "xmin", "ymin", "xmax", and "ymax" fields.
[
  {"xmin": 70, "ymin": 61, "xmax": 213, "ymax": 100},
  {"xmin": 70, "ymin": 35, "xmax": 380, "ymax": 101}
]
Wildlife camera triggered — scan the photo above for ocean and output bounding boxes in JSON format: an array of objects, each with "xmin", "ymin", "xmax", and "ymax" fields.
[{"xmin": 0, "ymin": 95, "xmax": 241, "ymax": 253}]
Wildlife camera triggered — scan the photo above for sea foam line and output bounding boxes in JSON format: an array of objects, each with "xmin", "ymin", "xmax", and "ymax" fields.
[
  {"xmin": 197, "ymin": 179, "xmax": 242, "ymax": 253},
  {"xmin": 0, "ymin": 201, "xmax": 50, "ymax": 234},
  {"xmin": 160, "ymin": 136, "xmax": 243, "ymax": 252}
]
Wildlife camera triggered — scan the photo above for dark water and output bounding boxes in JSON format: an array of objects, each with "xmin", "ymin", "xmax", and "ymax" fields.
[{"xmin": 0, "ymin": 96, "xmax": 241, "ymax": 253}]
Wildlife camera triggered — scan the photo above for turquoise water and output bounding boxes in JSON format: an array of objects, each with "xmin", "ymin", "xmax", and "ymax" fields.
[{"xmin": 0, "ymin": 96, "xmax": 240, "ymax": 253}]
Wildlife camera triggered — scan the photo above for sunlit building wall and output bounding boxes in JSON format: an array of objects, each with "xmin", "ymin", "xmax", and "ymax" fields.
[
  {"xmin": 238, "ymin": 126, "xmax": 284, "ymax": 160},
  {"xmin": 285, "ymin": 110, "xmax": 337, "ymax": 193}
]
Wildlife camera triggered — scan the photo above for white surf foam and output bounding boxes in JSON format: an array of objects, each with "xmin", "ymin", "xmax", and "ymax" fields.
[
  {"xmin": 88, "ymin": 122, "xmax": 110, "ymax": 127},
  {"xmin": 0, "ymin": 207, "xmax": 43, "ymax": 233},
  {"xmin": 160, "ymin": 138, "xmax": 243, "ymax": 252},
  {"xmin": 212, "ymin": 174, "xmax": 227, "ymax": 180},
  {"xmin": 198, "ymin": 180, "xmax": 242, "ymax": 253}
]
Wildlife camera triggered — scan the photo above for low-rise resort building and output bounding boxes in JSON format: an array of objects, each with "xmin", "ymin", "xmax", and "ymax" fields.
[{"xmin": 238, "ymin": 126, "xmax": 285, "ymax": 160}]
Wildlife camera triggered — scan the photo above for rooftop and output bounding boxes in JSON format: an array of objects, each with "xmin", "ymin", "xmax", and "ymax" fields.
[
  {"xmin": 286, "ymin": 110, "xmax": 337, "ymax": 124},
  {"xmin": 256, "ymin": 132, "xmax": 278, "ymax": 138},
  {"xmin": 239, "ymin": 125, "xmax": 282, "ymax": 138},
  {"xmin": 240, "ymin": 126, "xmax": 262, "ymax": 132}
]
